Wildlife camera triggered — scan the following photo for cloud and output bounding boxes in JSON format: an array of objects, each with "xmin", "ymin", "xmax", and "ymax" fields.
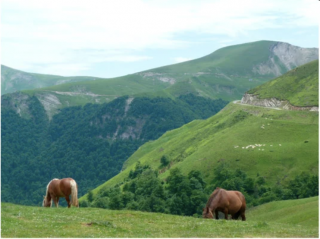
[
  {"xmin": 1, "ymin": 0, "xmax": 318, "ymax": 76},
  {"xmin": 173, "ymin": 57, "xmax": 193, "ymax": 63}
]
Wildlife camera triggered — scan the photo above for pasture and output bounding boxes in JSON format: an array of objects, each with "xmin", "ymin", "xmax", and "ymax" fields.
[
  {"xmin": 84, "ymin": 101, "xmax": 318, "ymax": 199},
  {"xmin": 1, "ymin": 196, "xmax": 318, "ymax": 238}
]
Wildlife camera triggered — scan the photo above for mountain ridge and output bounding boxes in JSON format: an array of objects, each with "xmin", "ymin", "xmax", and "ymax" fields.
[
  {"xmin": 243, "ymin": 59, "xmax": 319, "ymax": 108},
  {"xmin": 2, "ymin": 40, "xmax": 318, "ymax": 119}
]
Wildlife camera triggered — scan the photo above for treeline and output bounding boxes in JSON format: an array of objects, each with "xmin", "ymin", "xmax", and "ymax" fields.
[
  {"xmin": 83, "ymin": 162, "xmax": 318, "ymax": 217},
  {"xmin": 1, "ymin": 93, "xmax": 228, "ymax": 205},
  {"xmin": 84, "ymin": 163, "xmax": 207, "ymax": 216},
  {"xmin": 210, "ymin": 163, "xmax": 318, "ymax": 206}
]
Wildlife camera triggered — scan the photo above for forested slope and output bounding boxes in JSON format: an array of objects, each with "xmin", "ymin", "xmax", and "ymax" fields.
[{"xmin": 1, "ymin": 93, "xmax": 227, "ymax": 205}]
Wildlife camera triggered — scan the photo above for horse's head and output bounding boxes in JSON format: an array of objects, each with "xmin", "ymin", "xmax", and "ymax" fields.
[
  {"xmin": 42, "ymin": 196, "xmax": 51, "ymax": 207},
  {"xmin": 202, "ymin": 207, "xmax": 214, "ymax": 219}
]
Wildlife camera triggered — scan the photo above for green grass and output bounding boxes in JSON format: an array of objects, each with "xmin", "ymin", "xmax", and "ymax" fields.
[
  {"xmin": 83, "ymin": 101, "xmax": 318, "ymax": 198},
  {"xmin": 247, "ymin": 60, "xmax": 319, "ymax": 106},
  {"xmin": 1, "ymin": 196, "xmax": 318, "ymax": 237},
  {"xmin": 248, "ymin": 196, "xmax": 319, "ymax": 228}
]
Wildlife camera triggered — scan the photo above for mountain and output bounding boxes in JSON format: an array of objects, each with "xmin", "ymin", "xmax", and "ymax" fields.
[
  {"xmin": 242, "ymin": 60, "xmax": 319, "ymax": 108},
  {"xmin": 3, "ymin": 41, "xmax": 318, "ymax": 119},
  {"xmin": 1, "ymin": 93, "xmax": 227, "ymax": 205},
  {"xmin": 2, "ymin": 41, "xmax": 318, "ymax": 208},
  {"xmin": 80, "ymin": 61, "xmax": 318, "ymax": 215},
  {"xmin": 1, "ymin": 65, "xmax": 100, "ymax": 95}
]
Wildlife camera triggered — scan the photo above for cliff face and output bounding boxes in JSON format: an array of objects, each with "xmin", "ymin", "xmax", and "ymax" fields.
[
  {"xmin": 252, "ymin": 42, "xmax": 318, "ymax": 77},
  {"xmin": 241, "ymin": 93, "xmax": 318, "ymax": 111}
]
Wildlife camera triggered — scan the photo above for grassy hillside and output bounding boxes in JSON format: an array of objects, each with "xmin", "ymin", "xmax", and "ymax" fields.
[
  {"xmin": 1, "ymin": 65, "xmax": 100, "ymax": 95},
  {"xmin": 1, "ymin": 196, "xmax": 318, "ymax": 237},
  {"xmin": 247, "ymin": 60, "xmax": 319, "ymax": 106},
  {"xmin": 82, "ymin": 101, "xmax": 318, "ymax": 199},
  {"xmin": 27, "ymin": 41, "xmax": 280, "ymax": 102},
  {"xmin": 1, "ymin": 93, "xmax": 227, "ymax": 206},
  {"xmin": 5, "ymin": 41, "xmax": 317, "ymax": 118}
]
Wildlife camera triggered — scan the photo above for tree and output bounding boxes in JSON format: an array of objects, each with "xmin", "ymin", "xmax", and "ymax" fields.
[
  {"xmin": 87, "ymin": 190, "xmax": 94, "ymax": 202},
  {"xmin": 160, "ymin": 155, "xmax": 170, "ymax": 167}
]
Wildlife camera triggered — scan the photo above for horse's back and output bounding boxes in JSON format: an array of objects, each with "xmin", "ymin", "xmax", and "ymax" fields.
[
  {"xmin": 60, "ymin": 178, "xmax": 76, "ymax": 195},
  {"xmin": 235, "ymin": 191, "xmax": 246, "ymax": 209},
  {"xmin": 48, "ymin": 179, "xmax": 63, "ymax": 196},
  {"xmin": 48, "ymin": 178, "xmax": 75, "ymax": 197},
  {"xmin": 224, "ymin": 190, "xmax": 245, "ymax": 212}
]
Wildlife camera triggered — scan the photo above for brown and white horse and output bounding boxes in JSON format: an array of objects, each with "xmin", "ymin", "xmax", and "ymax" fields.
[{"xmin": 43, "ymin": 178, "xmax": 79, "ymax": 208}]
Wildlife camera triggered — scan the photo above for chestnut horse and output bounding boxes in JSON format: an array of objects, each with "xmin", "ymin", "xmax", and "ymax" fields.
[
  {"xmin": 43, "ymin": 178, "xmax": 79, "ymax": 208},
  {"xmin": 203, "ymin": 187, "xmax": 246, "ymax": 221}
]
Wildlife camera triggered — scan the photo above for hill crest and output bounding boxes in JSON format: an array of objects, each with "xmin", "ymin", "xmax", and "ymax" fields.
[
  {"xmin": 242, "ymin": 60, "xmax": 319, "ymax": 109},
  {"xmin": 2, "ymin": 41, "xmax": 318, "ymax": 118}
]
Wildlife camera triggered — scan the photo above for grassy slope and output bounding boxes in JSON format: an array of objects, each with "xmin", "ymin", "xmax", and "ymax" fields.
[
  {"xmin": 1, "ymin": 65, "xmax": 99, "ymax": 95},
  {"xmin": 82, "ymin": 101, "xmax": 318, "ymax": 198},
  {"xmin": 247, "ymin": 60, "xmax": 319, "ymax": 106},
  {"xmin": 83, "ymin": 60, "xmax": 319, "ymax": 199},
  {"xmin": 1, "ymin": 196, "xmax": 318, "ymax": 238},
  {"xmin": 154, "ymin": 40, "xmax": 273, "ymax": 74}
]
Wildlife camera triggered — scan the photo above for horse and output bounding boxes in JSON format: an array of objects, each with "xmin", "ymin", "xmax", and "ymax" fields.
[
  {"xmin": 203, "ymin": 187, "xmax": 246, "ymax": 221},
  {"xmin": 42, "ymin": 178, "xmax": 79, "ymax": 208}
]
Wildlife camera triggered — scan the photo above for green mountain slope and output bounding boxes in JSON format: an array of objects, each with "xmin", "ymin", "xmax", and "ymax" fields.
[
  {"xmin": 1, "ymin": 65, "xmax": 100, "ymax": 95},
  {"xmin": 247, "ymin": 60, "xmax": 319, "ymax": 106},
  {"xmin": 4, "ymin": 41, "xmax": 318, "ymax": 118},
  {"xmin": 248, "ymin": 196, "xmax": 319, "ymax": 228},
  {"xmin": 1, "ymin": 196, "xmax": 318, "ymax": 237},
  {"xmin": 81, "ymin": 62, "xmax": 319, "ymax": 213},
  {"xmin": 82, "ymin": 102, "xmax": 318, "ymax": 200},
  {"xmin": 1, "ymin": 93, "xmax": 227, "ymax": 205}
]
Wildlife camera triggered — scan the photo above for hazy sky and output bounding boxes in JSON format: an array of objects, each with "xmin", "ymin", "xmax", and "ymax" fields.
[{"xmin": 1, "ymin": 0, "xmax": 319, "ymax": 78}]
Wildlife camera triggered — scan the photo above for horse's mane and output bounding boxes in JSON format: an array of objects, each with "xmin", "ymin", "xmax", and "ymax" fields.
[
  {"xmin": 205, "ymin": 187, "xmax": 222, "ymax": 208},
  {"xmin": 45, "ymin": 178, "xmax": 59, "ymax": 197}
]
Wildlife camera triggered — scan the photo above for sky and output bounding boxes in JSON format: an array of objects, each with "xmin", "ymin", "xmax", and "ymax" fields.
[{"xmin": 1, "ymin": 0, "xmax": 319, "ymax": 78}]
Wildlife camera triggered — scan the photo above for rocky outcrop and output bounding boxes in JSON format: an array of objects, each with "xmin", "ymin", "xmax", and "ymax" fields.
[
  {"xmin": 252, "ymin": 42, "xmax": 319, "ymax": 77},
  {"xmin": 137, "ymin": 72, "xmax": 176, "ymax": 84},
  {"xmin": 241, "ymin": 93, "xmax": 318, "ymax": 111},
  {"xmin": 1, "ymin": 92, "xmax": 32, "ymax": 118},
  {"xmin": 241, "ymin": 93, "xmax": 283, "ymax": 108},
  {"xmin": 36, "ymin": 92, "xmax": 62, "ymax": 120}
]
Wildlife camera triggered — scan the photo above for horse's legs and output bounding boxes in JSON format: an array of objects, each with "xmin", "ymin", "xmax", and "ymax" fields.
[
  {"xmin": 223, "ymin": 209, "xmax": 229, "ymax": 220},
  {"xmin": 52, "ymin": 196, "xmax": 59, "ymax": 207},
  {"xmin": 215, "ymin": 210, "xmax": 219, "ymax": 220},
  {"xmin": 241, "ymin": 212, "xmax": 246, "ymax": 221},
  {"xmin": 232, "ymin": 211, "xmax": 240, "ymax": 220},
  {"xmin": 65, "ymin": 196, "xmax": 71, "ymax": 208}
]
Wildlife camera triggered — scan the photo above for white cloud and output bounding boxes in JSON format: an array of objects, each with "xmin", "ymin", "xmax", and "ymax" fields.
[
  {"xmin": 174, "ymin": 57, "xmax": 193, "ymax": 63},
  {"xmin": 1, "ymin": 0, "xmax": 318, "ymax": 76}
]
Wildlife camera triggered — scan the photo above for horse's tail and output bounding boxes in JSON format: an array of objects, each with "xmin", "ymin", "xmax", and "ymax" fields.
[{"xmin": 70, "ymin": 179, "xmax": 79, "ymax": 207}]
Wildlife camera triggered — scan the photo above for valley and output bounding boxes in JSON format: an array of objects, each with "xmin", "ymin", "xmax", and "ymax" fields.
[{"xmin": 1, "ymin": 40, "xmax": 318, "ymax": 237}]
